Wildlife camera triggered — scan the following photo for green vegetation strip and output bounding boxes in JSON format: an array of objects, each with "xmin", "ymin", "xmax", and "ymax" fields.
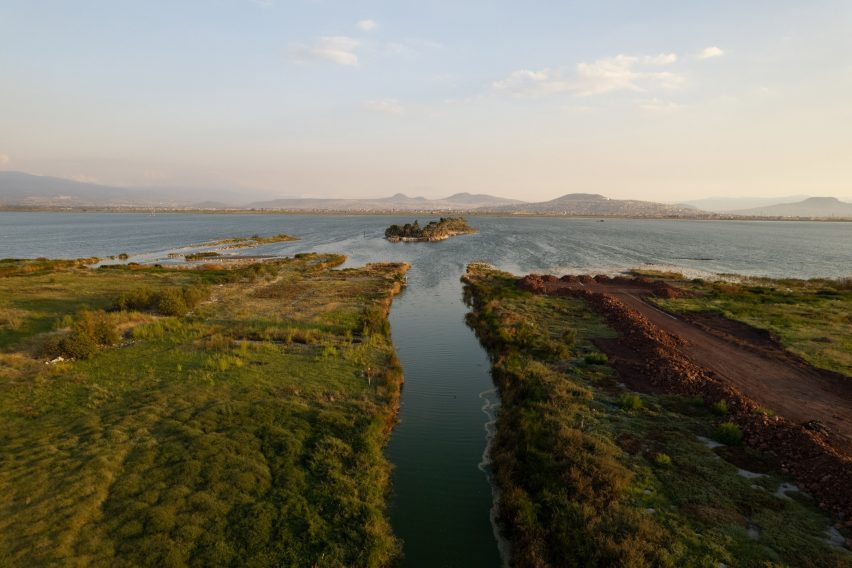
[
  {"xmin": 463, "ymin": 263, "xmax": 849, "ymax": 567},
  {"xmin": 207, "ymin": 233, "xmax": 299, "ymax": 249},
  {"xmin": 652, "ymin": 276, "xmax": 852, "ymax": 377},
  {"xmin": 0, "ymin": 254, "xmax": 407, "ymax": 566}
]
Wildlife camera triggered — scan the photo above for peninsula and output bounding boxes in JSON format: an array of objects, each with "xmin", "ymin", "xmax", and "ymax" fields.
[
  {"xmin": 0, "ymin": 254, "xmax": 408, "ymax": 565},
  {"xmin": 384, "ymin": 217, "xmax": 477, "ymax": 242}
]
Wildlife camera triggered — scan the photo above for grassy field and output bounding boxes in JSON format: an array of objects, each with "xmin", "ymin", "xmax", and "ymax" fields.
[
  {"xmin": 650, "ymin": 276, "xmax": 852, "ymax": 377},
  {"xmin": 463, "ymin": 264, "xmax": 850, "ymax": 567},
  {"xmin": 0, "ymin": 254, "xmax": 407, "ymax": 567}
]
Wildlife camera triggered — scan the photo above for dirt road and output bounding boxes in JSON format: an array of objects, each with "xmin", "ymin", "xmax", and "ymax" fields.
[{"xmin": 555, "ymin": 278, "xmax": 852, "ymax": 452}]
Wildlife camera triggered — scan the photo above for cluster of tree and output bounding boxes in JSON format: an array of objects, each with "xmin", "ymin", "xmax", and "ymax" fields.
[{"xmin": 384, "ymin": 217, "xmax": 474, "ymax": 240}]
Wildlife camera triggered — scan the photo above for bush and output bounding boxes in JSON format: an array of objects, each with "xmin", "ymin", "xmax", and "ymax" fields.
[
  {"xmin": 157, "ymin": 288, "xmax": 189, "ymax": 317},
  {"xmin": 754, "ymin": 406, "xmax": 775, "ymax": 417},
  {"xmin": 43, "ymin": 310, "xmax": 118, "ymax": 360},
  {"xmin": 361, "ymin": 306, "xmax": 389, "ymax": 336},
  {"xmin": 652, "ymin": 452, "xmax": 672, "ymax": 467},
  {"xmin": 584, "ymin": 352, "xmax": 608, "ymax": 365},
  {"xmin": 711, "ymin": 399, "xmax": 729, "ymax": 415},
  {"xmin": 113, "ymin": 287, "xmax": 155, "ymax": 311},
  {"xmin": 715, "ymin": 421, "xmax": 743, "ymax": 445},
  {"xmin": 181, "ymin": 284, "xmax": 210, "ymax": 310},
  {"xmin": 618, "ymin": 393, "xmax": 642, "ymax": 411},
  {"xmin": 58, "ymin": 332, "xmax": 99, "ymax": 359},
  {"xmin": 74, "ymin": 310, "xmax": 119, "ymax": 346}
]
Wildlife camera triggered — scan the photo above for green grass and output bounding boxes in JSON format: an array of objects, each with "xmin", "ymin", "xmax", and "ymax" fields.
[
  {"xmin": 0, "ymin": 254, "xmax": 407, "ymax": 566},
  {"xmin": 653, "ymin": 277, "xmax": 852, "ymax": 377},
  {"xmin": 463, "ymin": 263, "xmax": 850, "ymax": 567}
]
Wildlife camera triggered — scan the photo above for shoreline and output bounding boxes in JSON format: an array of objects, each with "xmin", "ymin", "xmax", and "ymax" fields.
[{"xmin": 1, "ymin": 207, "xmax": 851, "ymax": 223}]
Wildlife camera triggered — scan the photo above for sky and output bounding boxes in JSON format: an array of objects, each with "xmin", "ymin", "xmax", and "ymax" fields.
[{"xmin": 1, "ymin": 0, "xmax": 851, "ymax": 202}]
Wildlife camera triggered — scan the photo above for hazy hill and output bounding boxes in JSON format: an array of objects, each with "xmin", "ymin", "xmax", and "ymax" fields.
[
  {"xmin": 682, "ymin": 195, "xmax": 811, "ymax": 213},
  {"xmin": 490, "ymin": 193, "xmax": 699, "ymax": 217},
  {"xmin": 725, "ymin": 197, "xmax": 852, "ymax": 218},
  {"xmin": 0, "ymin": 171, "xmax": 158, "ymax": 206},
  {"xmin": 0, "ymin": 171, "xmax": 243, "ymax": 207}
]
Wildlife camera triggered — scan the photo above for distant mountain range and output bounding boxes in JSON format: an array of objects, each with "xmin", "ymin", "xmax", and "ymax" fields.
[
  {"xmin": 248, "ymin": 192, "xmax": 523, "ymax": 211},
  {"xmin": 679, "ymin": 195, "xmax": 812, "ymax": 213},
  {"xmin": 723, "ymin": 197, "xmax": 852, "ymax": 218},
  {"xmin": 0, "ymin": 171, "xmax": 242, "ymax": 207},
  {"xmin": 2, "ymin": 171, "xmax": 850, "ymax": 219},
  {"xmin": 488, "ymin": 193, "xmax": 697, "ymax": 217}
]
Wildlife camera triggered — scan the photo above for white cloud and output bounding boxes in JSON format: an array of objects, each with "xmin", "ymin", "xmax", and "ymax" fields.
[
  {"xmin": 357, "ymin": 19, "xmax": 377, "ymax": 32},
  {"xmin": 698, "ymin": 46, "xmax": 724, "ymax": 60},
  {"xmin": 643, "ymin": 53, "xmax": 678, "ymax": 65},
  {"xmin": 494, "ymin": 53, "xmax": 682, "ymax": 98},
  {"xmin": 364, "ymin": 99, "xmax": 405, "ymax": 115},
  {"xmin": 293, "ymin": 36, "xmax": 360, "ymax": 66}
]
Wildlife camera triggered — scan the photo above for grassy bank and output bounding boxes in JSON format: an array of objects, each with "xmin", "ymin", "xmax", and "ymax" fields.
[
  {"xmin": 0, "ymin": 254, "xmax": 407, "ymax": 566},
  {"xmin": 463, "ymin": 263, "xmax": 849, "ymax": 567},
  {"xmin": 649, "ymin": 275, "xmax": 852, "ymax": 377}
]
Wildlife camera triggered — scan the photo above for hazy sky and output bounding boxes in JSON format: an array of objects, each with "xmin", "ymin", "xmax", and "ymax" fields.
[{"xmin": 1, "ymin": 0, "xmax": 851, "ymax": 201}]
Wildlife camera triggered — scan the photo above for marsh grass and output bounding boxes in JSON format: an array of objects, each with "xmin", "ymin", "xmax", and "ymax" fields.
[
  {"xmin": 463, "ymin": 264, "xmax": 849, "ymax": 567},
  {"xmin": 0, "ymin": 254, "xmax": 406, "ymax": 566}
]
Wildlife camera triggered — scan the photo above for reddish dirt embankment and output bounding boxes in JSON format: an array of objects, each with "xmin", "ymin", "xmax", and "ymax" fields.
[{"xmin": 518, "ymin": 273, "xmax": 852, "ymax": 521}]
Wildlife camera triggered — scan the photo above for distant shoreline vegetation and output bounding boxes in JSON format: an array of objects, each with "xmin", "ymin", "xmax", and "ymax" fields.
[
  {"xmin": 384, "ymin": 217, "xmax": 477, "ymax": 242},
  {"xmin": 207, "ymin": 233, "xmax": 298, "ymax": 248}
]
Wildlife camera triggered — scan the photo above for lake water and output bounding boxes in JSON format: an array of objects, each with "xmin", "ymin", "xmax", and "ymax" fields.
[{"xmin": 1, "ymin": 212, "xmax": 850, "ymax": 566}]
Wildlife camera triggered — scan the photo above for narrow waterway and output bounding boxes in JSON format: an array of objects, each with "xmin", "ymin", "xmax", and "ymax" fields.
[{"xmin": 386, "ymin": 263, "xmax": 503, "ymax": 567}]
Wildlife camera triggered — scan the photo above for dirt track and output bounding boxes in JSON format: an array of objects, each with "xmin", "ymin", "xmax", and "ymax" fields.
[{"xmin": 547, "ymin": 278, "xmax": 852, "ymax": 453}]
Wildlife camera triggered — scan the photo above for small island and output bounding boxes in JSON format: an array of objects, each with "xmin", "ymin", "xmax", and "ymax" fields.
[{"xmin": 384, "ymin": 217, "xmax": 477, "ymax": 242}]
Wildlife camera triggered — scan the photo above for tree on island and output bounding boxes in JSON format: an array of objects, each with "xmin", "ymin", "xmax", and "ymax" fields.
[{"xmin": 385, "ymin": 217, "xmax": 476, "ymax": 241}]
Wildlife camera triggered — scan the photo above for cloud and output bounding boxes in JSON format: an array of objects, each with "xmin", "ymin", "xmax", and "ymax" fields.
[
  {"xmin": 364, "ymin": 99, "xmax": 405, "ymax": 115},
  {"xmin": 357, "ymin": 19, "xmax": 377, "ymax": 32},
  {"xmin": 292, "ymin": 36, "xmax": 360, "ymax": 66},
  {"xmin": 698, "ymin": 46, "xmax": 724, "ymax": 59},
  {"xmin": 493, "ymin": 53, "xmax": 682, "ymax": 98}
]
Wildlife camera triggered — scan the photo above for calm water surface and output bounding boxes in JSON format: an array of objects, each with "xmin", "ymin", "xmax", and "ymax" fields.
[{"xmin": 1, "ymin": 212, "xmax": 850, "ymax": 566}]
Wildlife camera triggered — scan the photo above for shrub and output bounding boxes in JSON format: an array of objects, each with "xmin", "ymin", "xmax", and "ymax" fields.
[
  {"xmin": 44, "ymin": 310, "xmax": 119, "ymax": 360},
  {"xmin": 58, "ymin": 332, "xmax": 99, "ymax": 359},
  {"xmin": 113, "ymin": 287, "xmax": 155, "ymax": 311},
  {"xmin": 74, "ymin": 310, "xmax": 119, "ymax": 346},
  {"xmin": 754, "ymin": 406, "xmax": 775, "ymax": 417},
  {"xmin": 157, "ymin": 288, "xmax": 189, "ymax": 317},
  {"xmin": 652, "ymin": 452, "xmax": 672, "ymax": 467},
  {"xmin": 584, "ymin": 352, "xmax": 608, "ymax": 365},
  {"xmin": 618, "ymin": 393, "xmax": 642, "ymax": 411},
  {"xmin": 715, "ymin": 421, "xmax": 743, "ymax": 445},
  {"xmin": 711, "ymin": 399, "xmax": 729, "ymax": 415},
  {"xmin": 361, "ymin": 306, "xmax": 389, "ymax": 336},
  {"xmin": 181, "ymin": 284, "xmax": 210, "ymax": 310}
]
